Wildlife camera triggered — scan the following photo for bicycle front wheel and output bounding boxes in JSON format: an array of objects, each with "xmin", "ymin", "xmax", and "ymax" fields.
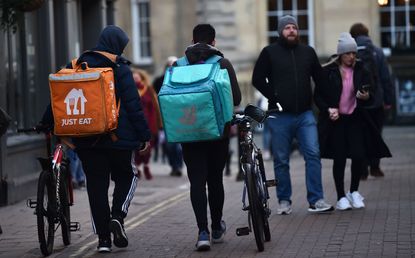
[
  {"xmin": 59, "ymin": 168, "xmax": 71, "ymax": 246},
  {"xmin": 36, "ymin": 170, "xmax": 55, "ymax": 256},
  {"xmin": 246, "ymin": 167, "xmax": 265, "ymax": 252}
]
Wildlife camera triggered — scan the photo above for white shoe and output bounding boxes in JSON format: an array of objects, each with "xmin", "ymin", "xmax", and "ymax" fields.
[
  {"xmin": 346, "ymin": 191, "xmax": 365, "ymax": 209},
  {"xmin": 336, "ymin": 197, "xmax": 352, "ymax": 210},
  {"xmin": 308, "ymin": 199, "xmax": 334, "ymax": 213},
  {"xmin": 277, "ymin": 200, "xmax": 292, "ymax": 215}
]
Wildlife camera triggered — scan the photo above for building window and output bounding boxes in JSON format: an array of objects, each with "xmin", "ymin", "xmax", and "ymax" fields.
[
  {"xmin": 379, "ymin": 0, "xmax": 415, "ymax": 49},
  {"xmin": 267, "ymin": 0, "xmax": 314, "ymax": 46},
  {"xmin": 131, "ymin": 0, "xmax": 152, "ymax": 64}
]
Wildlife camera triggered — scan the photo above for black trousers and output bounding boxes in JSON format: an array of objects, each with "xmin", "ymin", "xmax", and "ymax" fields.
[
  {"xmin": 181, "ymin": 138, "xmax": 229, "ymax": 233},
  {"xmin": 333, "ymin": 158, "xmax": 364, "ymax": 200},
  {"xmin": 77, "ymin": 148, "xmax": 137, "ymax": 238},
  {"xmin": 361, "ymin": 107, "xmax": 385, "ymax": 176}
]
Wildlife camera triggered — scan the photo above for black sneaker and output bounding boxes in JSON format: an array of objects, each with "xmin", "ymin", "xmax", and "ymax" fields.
[
  {"xmin": 97, "ymin": 238, "xmax": 111, "ymax": 253},
  {"xmin": 212, "ymin": 220, "xmax": 226, "ymax": 243},
  {"xmin": 109, "ymin": 219, "xmax": 128, "ymax": 248}
]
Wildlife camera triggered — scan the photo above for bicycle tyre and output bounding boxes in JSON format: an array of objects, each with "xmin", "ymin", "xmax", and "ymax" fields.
[
  {"xmin": 36, "ymin": 170, "xmax": 55, "ymax": 256},
  {"xmin": 246, "ymin": 166, "xmax": 265, "ymax": 252},
  {"xmin": 257, "ymin": 155, "xmax": 271, "ymax": 242},
  {"xmin": 263, "ymin": 216, "xmax": 271, "ymax": 242},
  {"xmin": 59, "ymin": 168, "xmax": 71, "ymax": 246}
]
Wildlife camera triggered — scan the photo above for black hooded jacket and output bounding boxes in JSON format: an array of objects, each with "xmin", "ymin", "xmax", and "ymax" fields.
[
  {"xmin": 252, "ymin": 38, "xmax": 326, "ymax": 114},
  {"xmin": 42, "ymin": 25, "xmax": 151, "ymax": 150}
]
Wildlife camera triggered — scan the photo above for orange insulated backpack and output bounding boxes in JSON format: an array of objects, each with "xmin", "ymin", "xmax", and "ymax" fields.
[{"xmin": 49, "ymin": 51, "xmax": 119, "ymax": 137}]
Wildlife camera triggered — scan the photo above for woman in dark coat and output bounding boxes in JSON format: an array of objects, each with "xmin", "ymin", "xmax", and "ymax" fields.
[{"xmin": 315, "ymin": 32, "xmax": 391, "ymax": 211}]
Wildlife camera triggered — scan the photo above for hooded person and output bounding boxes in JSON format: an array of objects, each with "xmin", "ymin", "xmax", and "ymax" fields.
[
  {"xmin": 350, "ymin": 22, "xmax": 394, "ymax": 179},
  {"xmin": 41, "ymin": 25, "xmax": 151, "ymax": 252}
]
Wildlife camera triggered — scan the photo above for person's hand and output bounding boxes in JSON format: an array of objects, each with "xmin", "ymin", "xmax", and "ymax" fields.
[
  {"xmin": 356, "ymin": 90, "xmax": 369, "ymax": 100},
  {"xmin": 138, "ymin": 141, "xmax": 151, "ymax": 155},
  {"xmin": 384, "ymin": 104, "xmax": 392, "ymax": 110},
  {"xmin": 328, "ymin": 108, "xmax": 339, "ymax": 121}
]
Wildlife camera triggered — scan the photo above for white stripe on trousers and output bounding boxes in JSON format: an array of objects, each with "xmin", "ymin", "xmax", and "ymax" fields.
[{"xmin": 121, "ymin": 151, "xmax": 139, "ymax": 213}]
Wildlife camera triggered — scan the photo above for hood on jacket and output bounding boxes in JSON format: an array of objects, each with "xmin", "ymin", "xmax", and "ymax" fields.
[
  {"xmin": 93, "ymin": 25, "xmax": 129, "ymax": 55},
  {"xmin": 355, "ymin": 35, "xmax": 373, "ymax": 47},
  {"xmin": 184, "ymin": 43, "xmax": 223, "ymax": 64}
]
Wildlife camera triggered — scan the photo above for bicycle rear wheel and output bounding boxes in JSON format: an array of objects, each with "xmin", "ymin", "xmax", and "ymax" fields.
[
  {"xmin": 36, "ymin": 170, "xmax": 55, "ymax": 256},
  {"xmin": 246, "ymin": 166, "xmax": 265, "ymax": 252},
  {"xmin": 257, "ymin": 153, "xmax": 271, "ymax": 242},
  {"xmin": 59, "ymin": 167, "xmax": 71, "ymax": 246}
]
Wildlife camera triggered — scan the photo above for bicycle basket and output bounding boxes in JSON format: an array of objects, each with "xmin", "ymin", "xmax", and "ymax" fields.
[{"xmin": 244, "ymin": 104, "xmax": 266, "ymax": 123}]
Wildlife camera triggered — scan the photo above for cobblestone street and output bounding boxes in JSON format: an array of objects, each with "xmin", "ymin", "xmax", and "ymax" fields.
[{"xmin": 0, "ymin": 126, "xmax": 414, "ymax": 257}]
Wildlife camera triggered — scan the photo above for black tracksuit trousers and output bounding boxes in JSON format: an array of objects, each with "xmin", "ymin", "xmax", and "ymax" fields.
[
  {"xmin": 76, "ymin": 148, "xmax": 137, "ymax": 239},
  {"xmin": 181, "ymin": 138, "xmax": 229, "ymax": 233}
]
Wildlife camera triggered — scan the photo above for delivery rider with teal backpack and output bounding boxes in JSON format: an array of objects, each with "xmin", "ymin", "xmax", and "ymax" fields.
[{"xmin": 164, "ymin": 24, "xmax": 241, "ymax": 251}]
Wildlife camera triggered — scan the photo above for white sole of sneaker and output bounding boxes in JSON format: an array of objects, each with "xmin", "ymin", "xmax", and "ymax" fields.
[
  {"xmin": 307, "ymin": 206, "xmax": 334, "ymax": 213},
  {"xmin": 109, "ymin": 220, "xmax": 128, "ymax": 248},
  {"xmin": 98, "ymin": 247, "xmax": 111, "ymax": 253},
  {"xmin": 196, "ymin": 241, "xmax": 211, "ymax": 251},
  {"xmin": 277, "ymin": 209, "xmax": 292, "ymax": 215},
  {"xmin": 212, "ymin": 236, "xmax": 225, "ymax": 243}
]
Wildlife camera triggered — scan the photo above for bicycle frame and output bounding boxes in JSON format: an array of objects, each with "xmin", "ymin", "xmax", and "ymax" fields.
[
  {"xmin": 18, "ymin": 126, "xmax": 79, "ymax": 256},
  {"xmin": 238, "ymin": 120, "xmax": 269, "ymax": 213},
  {"xmin": 233, "ymin": 104, "xmax": 281, "ymax": 252}
]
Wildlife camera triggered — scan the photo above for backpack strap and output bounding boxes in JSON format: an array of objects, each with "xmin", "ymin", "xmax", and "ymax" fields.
[
  {"xmin": 176, "ymin": 56, "xmax": 189, "ymax": 66},
  {"xmin": 204, "ymin": 55, "xmax": 222, "ymax": 64}
]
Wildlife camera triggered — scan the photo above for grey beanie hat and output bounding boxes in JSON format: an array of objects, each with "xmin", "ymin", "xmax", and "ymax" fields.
[
  {"xmin": 277, "ymin": 15, "xmax": 298, "ymax": 35},
  {"xmin": 337, "ymin": 32, "xmax": 357, "ymax": 55}
]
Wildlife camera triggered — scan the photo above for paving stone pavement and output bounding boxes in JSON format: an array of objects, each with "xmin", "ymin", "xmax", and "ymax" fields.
[{"xmin": 0, "ymin": 126, "xmax": 414, "ymax": 258}]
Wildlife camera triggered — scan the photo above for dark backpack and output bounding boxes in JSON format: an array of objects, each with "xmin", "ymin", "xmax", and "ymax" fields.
[{"xmin": 356, "ymin": 43, "xmax": 378, "ymax": 91}]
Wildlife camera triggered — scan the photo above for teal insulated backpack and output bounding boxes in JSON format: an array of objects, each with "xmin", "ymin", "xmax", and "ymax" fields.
[{"xmin": 158, "ymin": 55, "xmax": 234, "ymax": 143}]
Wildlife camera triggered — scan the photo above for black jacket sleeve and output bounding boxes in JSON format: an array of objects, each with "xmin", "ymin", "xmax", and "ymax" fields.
[
  {"xmin": 220, "ymin": 58, "xmax": 241, "ymax": 106},
  {"xmin": 251, "ymin": 47, "xmax": 277, "ymax": 102}
]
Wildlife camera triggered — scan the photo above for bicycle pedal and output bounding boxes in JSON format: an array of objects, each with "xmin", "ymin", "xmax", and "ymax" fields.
[
  {"xmin": 236, "ymin": 227, "xmax": 250, "ymax": 236},
  {"xmin": 26, "ymin": 199, "xmax": 37, "ymax": 209},
  {"xmin": 266, "ymin": 179, "xmax": 278, "ymax": 187},
  {"xmin": 70, "ymin": 222, "xmax": 80, "ymax": 231}
]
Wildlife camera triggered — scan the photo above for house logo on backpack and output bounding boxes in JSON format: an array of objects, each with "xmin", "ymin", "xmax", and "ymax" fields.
[
  {"xmin": 65, "ymin": 89, "xmax": 87, "ymax": 115},
  {"xmin": 179, "ymin": 105, "xmax": 197, "ymax": 125}
]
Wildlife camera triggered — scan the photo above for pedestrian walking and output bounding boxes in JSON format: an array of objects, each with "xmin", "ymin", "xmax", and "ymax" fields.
[
  {"xmin": 177, "ymin": 24, "xmax": 241, "ymax": 251},
  {"xmin": 132, "ymin": 68, "xmax": 162, "ymax": 180},
  {"xmin": 153, "ymin": 56, "xmax": 184, "ymax": 176},
  {"xmin": 315, "ymin": 32, "xmax": 392, "ymax": 210},
  {"xmin": 349, "ymin": 23, "xmax": 394, "ymax": 180},
  {"xmin": 252, "ymin": 15, "xmax": 333, "ymax": 215},
  {"xmin": 67, "ymin": 148, "xmax": 85, "ymax": 188},
  {"xmin": 41, "ymin": 25, "xmax": 151, "ymax": 253}
]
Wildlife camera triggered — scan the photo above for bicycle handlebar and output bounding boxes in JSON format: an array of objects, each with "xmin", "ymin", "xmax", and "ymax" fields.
[{"xmin": 232, "ymin": 103, "xmax": 283, "ymax": 125}]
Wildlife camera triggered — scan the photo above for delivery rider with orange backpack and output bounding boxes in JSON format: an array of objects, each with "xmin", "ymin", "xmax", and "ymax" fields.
[{"xmin": 41, "ymin": 25, "xmax": 151, "ymax": 252}]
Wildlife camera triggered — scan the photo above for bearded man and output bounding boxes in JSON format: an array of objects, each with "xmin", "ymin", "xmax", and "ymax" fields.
[{"xmin": 252, "ymin": 15, "xmax": 333, "ymax": 215}]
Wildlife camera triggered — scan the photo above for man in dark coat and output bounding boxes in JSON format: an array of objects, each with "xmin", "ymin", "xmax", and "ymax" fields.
[
  {"xmin": 41, "ymin": 25, "xmax": 151, "ymax": 252},
  {"xmin": 350, "ymin": 23, "xmax": 394, "ymax": 179},
  {"xmin": 252, "ymin": 15, "xmax": 333, "ymax": 215}
]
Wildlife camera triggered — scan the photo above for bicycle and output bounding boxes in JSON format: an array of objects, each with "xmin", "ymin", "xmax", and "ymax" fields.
[
  {"xmin": 18, "ymin": 125, "xmax": 80, "ymax": 256},
  {"xmin": 233, "ymin": 103, "xmax": 282, "ymax": 252}
]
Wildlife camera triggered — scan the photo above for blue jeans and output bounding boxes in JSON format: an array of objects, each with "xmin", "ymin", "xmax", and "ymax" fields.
[
  {"xmin": 262, "ymin": 119, "xmax": 272, "ymax": 152},
  {"xmin": 67, "ymin": 149, "xmax": 85, "ymax": 183},
  {"xmin": 268, "ymin": 110, "xmax": 324, "ymax": 205},
  {"xmin": 166, "ymin": 142, "xmax": 183, "ymax": 171}
]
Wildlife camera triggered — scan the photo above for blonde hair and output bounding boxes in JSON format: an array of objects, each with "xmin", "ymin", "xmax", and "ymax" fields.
[{"xmin": 131, "ymin": 68, "xmax": 151, "ymax": 87}]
